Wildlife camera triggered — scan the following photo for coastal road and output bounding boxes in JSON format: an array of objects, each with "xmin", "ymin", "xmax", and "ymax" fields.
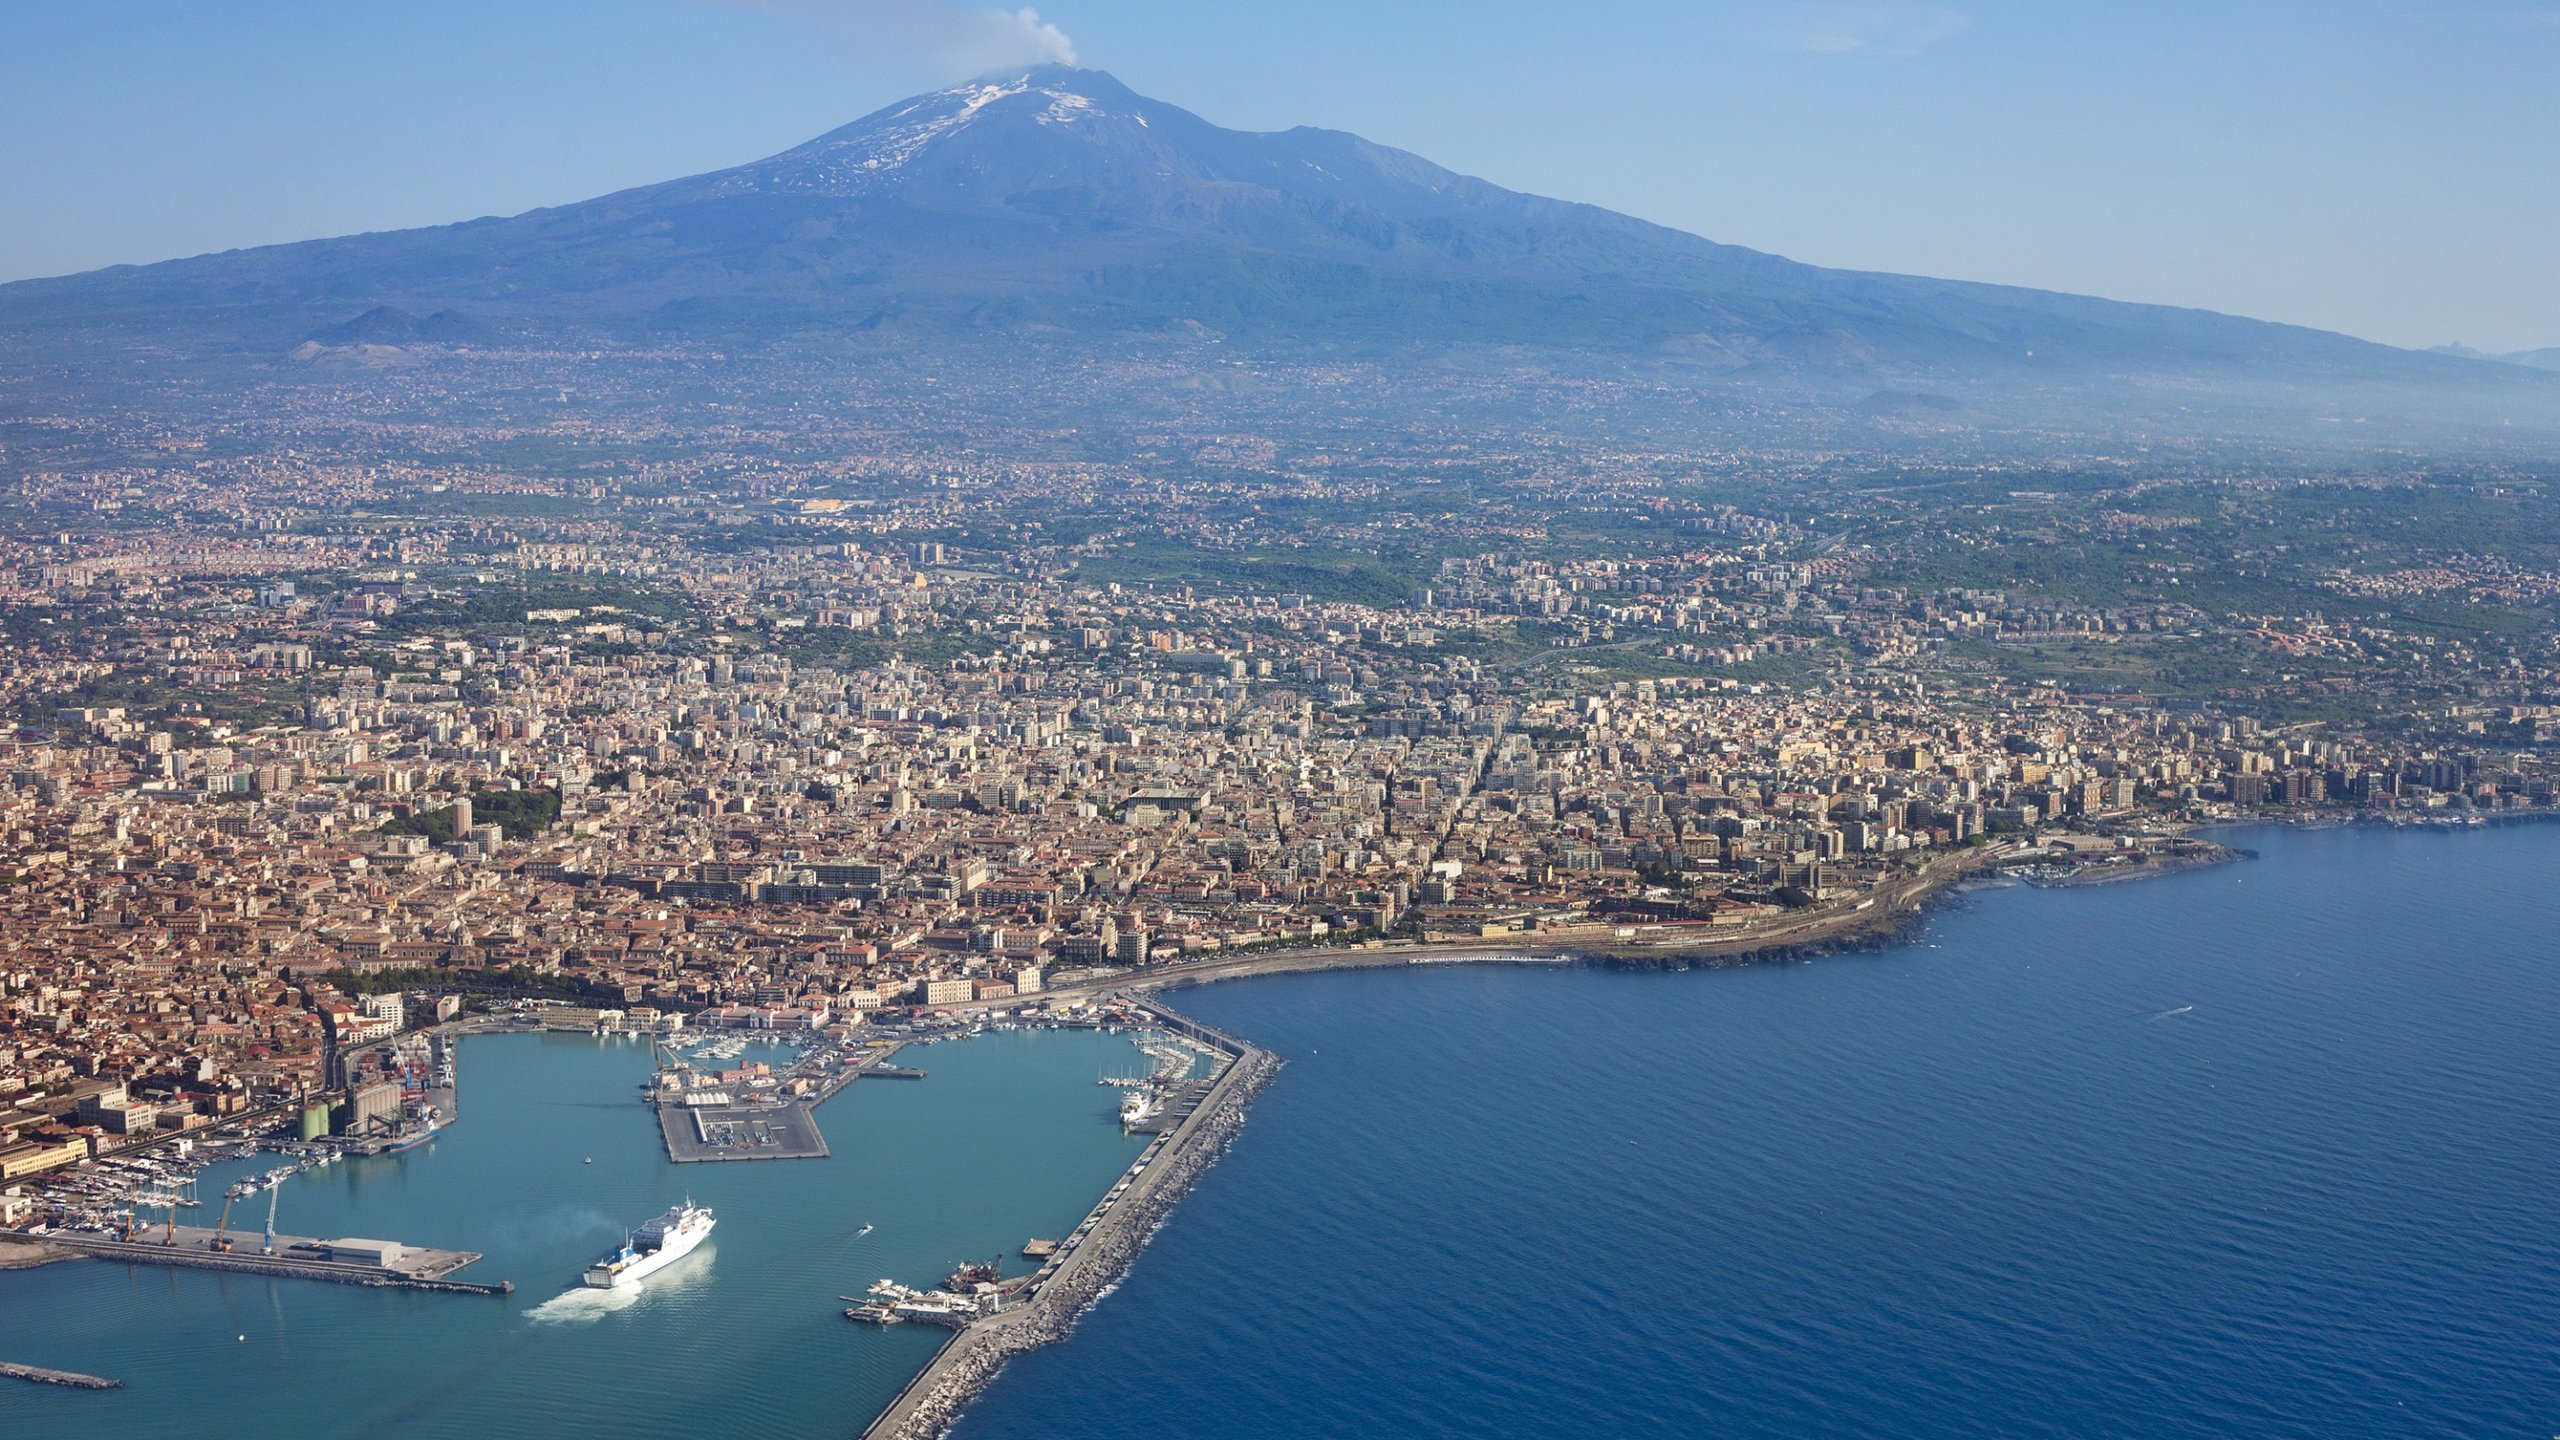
[{"xmin": 936, "ymin": 842, "xmax": 2021, "ymax": 1018}]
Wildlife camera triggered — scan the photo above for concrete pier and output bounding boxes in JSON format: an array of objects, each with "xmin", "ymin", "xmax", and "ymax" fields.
[
  {"xmin": 656, "ymin": 1042, "xmax": 923, "ymax": 1164},
  {"xmin": 659, "ymin": 1100, "xmax": 830, "ymax": 1162},
  {"xmin": 0, "ymin": 1224, "xmax": 508, "ymax": 1295}
]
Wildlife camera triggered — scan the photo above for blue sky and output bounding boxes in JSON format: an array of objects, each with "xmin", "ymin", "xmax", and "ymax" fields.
[{"xmin": 3, "ymin": 0, "xmax": 2555, "ymax": 350}]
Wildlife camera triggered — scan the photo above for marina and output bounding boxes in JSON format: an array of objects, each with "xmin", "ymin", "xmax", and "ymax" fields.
[
  {"xmin": 857, "ymin": 996, "xmax": 1276, "ymax": 1440},
  {"xmin": 647, "ymin": 1032, "xmax": 931, "ymax": 1164},
  {"xmin": 647, "ymin": 1012, "xmax": 1181, "ymax": 1165},
  {"xmin": 6, "ymin": 829, "xmax": 2546, "ymax": 1437},
  {"xmin": 0, "ymin": 1023, "xmax": 1161, "ymax": 1438},
  {"xmin": 11, "ymin": 1033, "xmax": 469, "ymax": 1248},
  {"xmin": 0, "ymin": 993, "xmax": 1268, "ymax": 1435}
]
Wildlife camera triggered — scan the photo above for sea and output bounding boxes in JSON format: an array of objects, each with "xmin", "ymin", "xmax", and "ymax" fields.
[
  {"xmin": 961, "ymin": 822, "xmax": 2560, "ymax": 1439},
  {"xmin": 7, "ymin": 822, "xmax": 2559, "ymax": 1438}
]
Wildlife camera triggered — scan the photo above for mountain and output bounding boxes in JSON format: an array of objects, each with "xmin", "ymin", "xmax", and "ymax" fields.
[
  {"xmin": 4, "ymin": 65, "xmax": 2552, "ymax": 437},
  {"xmin": 2434, "ymin": 343, "xmax": 2560, "ymax": 373}
]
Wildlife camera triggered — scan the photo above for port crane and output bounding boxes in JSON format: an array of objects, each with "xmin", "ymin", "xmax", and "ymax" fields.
[
  {"xmin": 260, "ymin": 1184, "xmax": 280, "ymax": 1255},
  {"xmin": 208, "ymin": 1188, "xmax": 238, "ymax": 1253},
  {"xmin": 109, "ymin": 1179, "xmax": 179, "ymax": 1246}
]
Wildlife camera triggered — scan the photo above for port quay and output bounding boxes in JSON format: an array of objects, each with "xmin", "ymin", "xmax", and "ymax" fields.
[
  {"xmin": 0, "ymin": 1222, "xmax": 508, "ymax": 1296},
  {"xmin": 654, "ymin": 1035, "xmax": 929, "ymax": 1164},
  {"xmin": 858, "ymin": 993, "xmax": 1280, "ymax": 1440}
]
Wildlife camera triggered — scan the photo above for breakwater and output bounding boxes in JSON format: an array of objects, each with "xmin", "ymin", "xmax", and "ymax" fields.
[
  {"xmin": 946, "ymin": 821, "xmax": 2560, "ymax": 1440},
  {"xmin": 855, "ymin": 838, "xmax": 2247, "ymax": 1437},
  {"xmin": 859, "ymin": 1008, "xmax": 1281, "ymax": 1440},
  {"xmin": 0, "ymin": 1359, "xmax": 121, "ymax": 1390}
]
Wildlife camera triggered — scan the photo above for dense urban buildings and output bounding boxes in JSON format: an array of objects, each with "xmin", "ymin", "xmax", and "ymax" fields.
[{"xmin": 6, "ymin": 366, "xmax": 2557, "ymax": 1184}]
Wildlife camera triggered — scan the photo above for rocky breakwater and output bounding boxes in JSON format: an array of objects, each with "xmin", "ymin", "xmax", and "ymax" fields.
[
  {"xmin": 0, "ymin": 1360, "xmax": 122, "ymax": 1389},
  {"xmin": 862, "ymin": 1042, "xmax": 1283, "ymax": 1440}
]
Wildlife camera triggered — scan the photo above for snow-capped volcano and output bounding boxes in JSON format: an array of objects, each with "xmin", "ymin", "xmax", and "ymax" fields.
[
  {"xmin": 736, "ymin": 68, "xmax": 1130, "ymax": 197},
  {"xmin": 1, "ymin": 63, "xmax": 2546, "ymax": 437},
  {"xmin": 675, "ymin": 63, "xmax": 1528, "ymax": 229}
]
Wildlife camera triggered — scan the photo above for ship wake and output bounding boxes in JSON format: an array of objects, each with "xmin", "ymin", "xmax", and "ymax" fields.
[{"xmin": 526, "ymin": 1285, "xmax": 644, "ymax": 1323}]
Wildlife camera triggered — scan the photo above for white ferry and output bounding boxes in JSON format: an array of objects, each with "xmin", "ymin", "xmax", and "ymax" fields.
[{"xmin": 583, "ymin": 1201, "xmax": 715, "ymax": 1288}]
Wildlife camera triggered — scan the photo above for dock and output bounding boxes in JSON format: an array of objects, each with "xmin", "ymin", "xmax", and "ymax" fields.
[
  {"xmin": 659, "ymin": 1099, "xmax": 831, "ymax": 1163},
  {"xmin": 1123, "ymin": 1077, "xmax": 1214, "ymax": 1134},
  {"xmin": 655, "ymin": 1041, "xmax": 924, "ymax": 1164},
  {"xmin": 0, "ymin": 1224, "xmax": 509, "ymax": 1296},
  {"xmin": 858, "ymin": 996, "xmax": 1280, "ymax": 1440},
  {"xmin": 0, "ymin": 1360, "xmax": 122, "ymax": 1390}
]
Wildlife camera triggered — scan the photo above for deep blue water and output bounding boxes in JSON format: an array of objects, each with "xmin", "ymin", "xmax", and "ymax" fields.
[{"xmin": 962, "ymin": 824, "xmax": 2560, "ymax": 1439}]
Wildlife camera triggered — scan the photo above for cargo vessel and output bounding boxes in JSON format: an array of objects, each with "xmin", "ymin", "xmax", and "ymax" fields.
[
  {"xmin": 583, "ymin": 1200, "xmax": 714, "ymax": 1288},
  {"xmin": 374, "ymin": 1117, "xmax": 444, "ymax": 1157}
]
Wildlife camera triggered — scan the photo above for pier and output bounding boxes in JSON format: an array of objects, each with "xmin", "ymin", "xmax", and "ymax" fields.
[
  {"xmin": 0, "ymin": 1360, "xmax": 122, "ymax": 1390},
  {"xmin": 0, "ymin": 1224, "xmax": 509, "ymax": 1296},
  {"xmin": 659, "ymin": 1098, "xmax": 831, "ymax": 1163},
  {"xmin": 858, "ymin": 997, "xmax": 1280, "ymax": 1440},
  {"xmin": 656, "ymin": 1040, "xmax": 924, "ymax": 1164}
]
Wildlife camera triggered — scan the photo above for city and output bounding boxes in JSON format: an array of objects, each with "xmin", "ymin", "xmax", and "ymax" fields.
[
  {"xmin": 5, "ymin": 9, "xmax": 2560, "ymax": 1438},
  {"xmin": 6, "ymin": 428, "xmax": 2555, "ymax": 1183}
]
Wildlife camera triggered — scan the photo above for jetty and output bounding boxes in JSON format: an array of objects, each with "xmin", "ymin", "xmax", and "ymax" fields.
[
  {"xmin": 659, "ymin": 1099, "xmax": 829, "ymax": 1162},
  {"xmin": 0, "ymin": 1360, "xmax": 122, "ymax": 1390},
  {"xmin": 858, "ymin": 996, "xmax": 1279, "ymax": 1440},
  {"xmin": 657, "ymin": 1039, "xmax": 924, "ymax": 1164},
  {"xmin": 0, "ymin": 1224, "xmax": 508, "ymax": 1296}
]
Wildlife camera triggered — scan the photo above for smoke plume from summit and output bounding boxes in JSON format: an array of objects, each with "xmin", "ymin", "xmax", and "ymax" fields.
[{"xmin": 707, "ymin": 0, "xmax": 1077, "ymax": 70}]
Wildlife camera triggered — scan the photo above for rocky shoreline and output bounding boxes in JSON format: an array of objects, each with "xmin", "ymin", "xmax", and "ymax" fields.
[
  {"xmin": 2019, "ymin": 846, "xmax": 2243, "ymax": 889},
  {"xmin": 861, "ymin": 1040, "xmax": 1283, "ymax": 1440}
]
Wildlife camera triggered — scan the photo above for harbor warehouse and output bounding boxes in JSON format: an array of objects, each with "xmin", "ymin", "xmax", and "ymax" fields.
[{"xmin": 323, "ymin": 1239, "xmax": 406, "ymax": 1267}]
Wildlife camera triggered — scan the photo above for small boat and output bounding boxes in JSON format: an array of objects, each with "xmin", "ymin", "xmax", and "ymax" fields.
[
  {"xmin": 857, "ymin": 1222, "xmax": 874, "ymax": 1237},
  {"xmin": 584, "ymin": 1157, "xmax": 593, "ymax": 1165}
]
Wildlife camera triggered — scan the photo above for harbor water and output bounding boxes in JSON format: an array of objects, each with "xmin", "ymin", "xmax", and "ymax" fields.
[
  {"xmin": 963, "ymin": 823, "xmax": 2560, "ymax": 1439},
  {"xmin": 0, "ymin": 1026, "xmax": 1150, "ymax": 1436}
]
